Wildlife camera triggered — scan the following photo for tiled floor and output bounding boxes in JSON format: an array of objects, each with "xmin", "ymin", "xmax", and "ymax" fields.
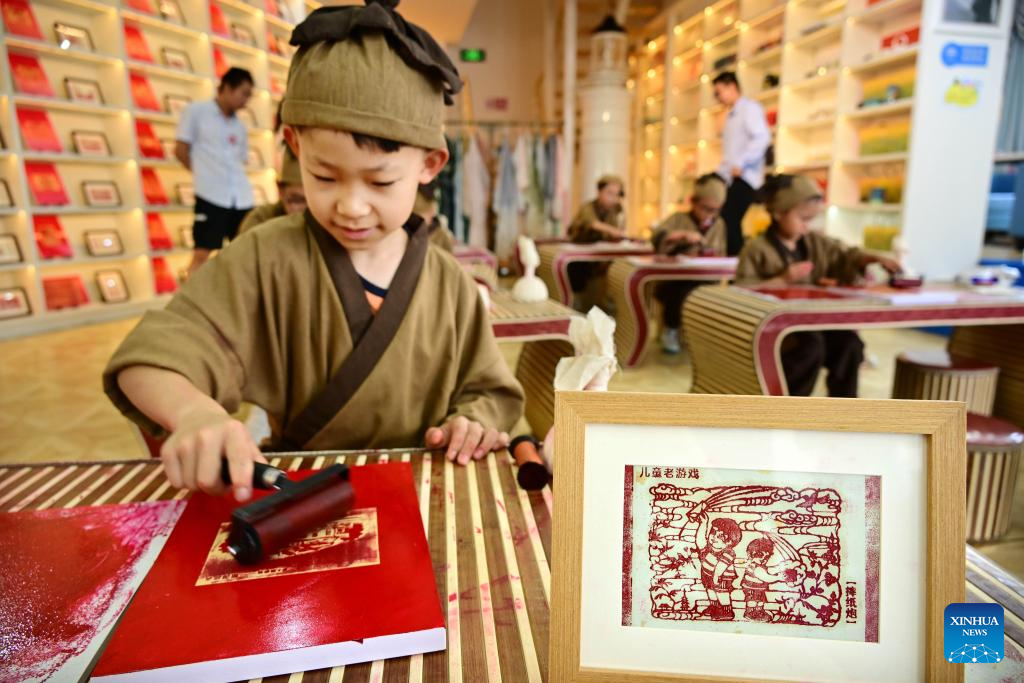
[{"xmin": 1, "ymin": 316, "xmax": 1021, "ymax": 579}]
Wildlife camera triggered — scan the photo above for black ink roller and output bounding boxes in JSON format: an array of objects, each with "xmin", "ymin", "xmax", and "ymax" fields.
[
  {"xmin": 509, "ymin": 435, "xmax": 551, "ymax": 491},
  {"xmin": 219, "ymin": 461, "xmax": 355, "ymax": 565}
]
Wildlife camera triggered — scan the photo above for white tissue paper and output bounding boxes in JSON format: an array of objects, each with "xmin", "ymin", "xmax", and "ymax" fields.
[
  {"xmin": 512, "ymin": 236, "xmax": 549, "ymax": 303},
  {"xmin": 554, "ymin": 306, "xmax": 618, "ymax": 392},
  {"xmin": 544, "ymin": 307, "xmax": 619, "ymax": 470}
]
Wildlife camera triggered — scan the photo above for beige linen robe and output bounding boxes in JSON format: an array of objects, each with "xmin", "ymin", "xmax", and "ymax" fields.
[
  {"xmin": 104, "ymin": 212, "xmax": 524, "ymax": 450},
  {"xmin": 650, "ymin": 212, "xmax": 727, "ymax": 256},
  {"xmin": 736, "ymin": 228, "xmax": 866, "ymax": 285}
]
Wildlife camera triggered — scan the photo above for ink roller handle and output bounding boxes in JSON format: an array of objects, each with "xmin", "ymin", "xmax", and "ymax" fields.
[
  {"xmin": 509, "ymin": 435, "xmax": 551, "ymax": 490},
  {"xmin": 219, "ymin": 460, "xmax": 290, "ymax": 491},
  {"xmin": 220, "ymin": 462, "xmax": 355, "ymax": 565}
]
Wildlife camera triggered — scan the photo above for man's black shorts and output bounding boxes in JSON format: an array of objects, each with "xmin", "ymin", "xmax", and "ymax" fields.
[{"xmin": 191, "ymin": 196, "xmax": 251, "ymax": 250}]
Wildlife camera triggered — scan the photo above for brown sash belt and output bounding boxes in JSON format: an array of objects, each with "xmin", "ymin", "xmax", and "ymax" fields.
[{"xmin": 277, "ymin": 211, "xmax": 428, "ymax": 450}]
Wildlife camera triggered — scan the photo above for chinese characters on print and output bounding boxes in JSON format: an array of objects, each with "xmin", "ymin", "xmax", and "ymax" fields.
[{"xmin": 621, "ymin": 465, "xmax": 880, "ymax": 642}]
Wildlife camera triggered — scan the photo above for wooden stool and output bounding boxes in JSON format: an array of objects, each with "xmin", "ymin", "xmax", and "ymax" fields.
[
  {"xmin": 515, "ymin": 339, "xmax": 574, "ymax": 438},
  {"xmin": 892, "ymin": 349, "xmax": 1000, "ymax": 415},
  {"xmin": 966, "ymin": 413, "xmax": 1024, "ymax": 543}
]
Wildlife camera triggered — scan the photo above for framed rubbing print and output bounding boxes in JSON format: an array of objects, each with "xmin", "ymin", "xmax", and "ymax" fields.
[
  {"xmin": 158, "ymin": 0, "xmax": 184, "ymax": 24},
  {"xmin": 164, "ymin": 94, "xmax": 191, "ymax": 117},
  {"xmin": 64, "ymin": 77, "xmax": 103, "ymax": 105},
  {"xmin": 0, "ymin": 287, "xmax": 31, "ymax": 320},
  {"xmin": 84, "ymin": 230, "xmax": 124, "ymax": 257},
  {"xmin": 53, "ymin": 22, "xmax": 93, "ymax": 50},
  {"xmin": 82, "ymin": 180, "xmax": 122, "ymax": 208},
  {"xmin": 96, "ymin": 269, "xmax": 130, "ymax": 303},
  {"xmin": 161, "ymin": 138, "xmax": 178, "ymax": 160},
  {"xmin": 161, "ymin": 47, "xmax": 191, "ymax": 72},
  {"xmin": 550, "ymin": 393, "xmax": 965, "ymax": 683},
  {"xmin": 230, "ymin": 22, "xmax": 256, "ymax": 46},
  {"xmin": 0, "ymin": 234, "xmax": 23, "ymax": 264},
  {"xmin": 71, "ymin": 130, "xmax": 111, "ymax": 157},
  {"xmin": 175, "ymin": 183, "xmax": 195, "ymax": 207}
]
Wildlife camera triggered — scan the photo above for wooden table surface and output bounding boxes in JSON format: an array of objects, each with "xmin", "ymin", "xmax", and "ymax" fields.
[
  {"xmin": 1, "ymin": 452, "xmax": 1021, "ymax": 682},
  {"xmin": 683, "ymin": 285, "xmax": 1024, "ymax": 424},
  {"xmin": 537, "ymin": 242, "xmax": 653, "ymax": 305},
  {"xmin": 489, "ymin": 290, "xmax": 578, "ymax": 343},
  {"xmin": 607, "ymin": 255, "xmax": 737, "ymax": 368}
]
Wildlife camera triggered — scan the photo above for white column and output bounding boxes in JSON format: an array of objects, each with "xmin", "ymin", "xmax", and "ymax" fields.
[
  {"xmin": 563, "ymin": 0, "xmax": 577, "ymax": 211},
  {"xmin": 578, "ymin": 85, "xmax": 632, "ymax": 195}
]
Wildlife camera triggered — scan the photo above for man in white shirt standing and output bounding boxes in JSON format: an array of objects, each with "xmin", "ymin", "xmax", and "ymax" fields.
[
  {"xmin": 713, "ymin": 72, "xmax": 771, "ymax": 255},
  {"xmin": 175, "ymin": 67, "xmax": 255, "ymax": 276}
]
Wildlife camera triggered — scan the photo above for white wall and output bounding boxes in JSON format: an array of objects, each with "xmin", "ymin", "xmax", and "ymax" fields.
[{"xmin": 445, "ymin": 0, "xmax": 548, "ymax": 123}]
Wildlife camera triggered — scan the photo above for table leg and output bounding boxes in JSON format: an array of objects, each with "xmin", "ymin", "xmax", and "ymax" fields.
[
  {"xmin": 682, "ymin": 286, "xmax": 767, "ymax": 395},
  {"xmin": 515, "ymin": 339, "xmax": 575, "ymax": 437}
]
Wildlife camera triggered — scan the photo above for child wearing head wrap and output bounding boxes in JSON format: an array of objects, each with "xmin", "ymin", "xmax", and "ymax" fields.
[
  {"xmin": 237, "ymin": 145, "xmax": 306, "ymax": 235},
  {"xmin": 104, "ymin": 0, "xmax": 524, "ymax": 502},
  {"xmin": 565, "ymin": 174, "xmax": 627, "ymax": 311},
  {"xmin": 736, "ymin": 174, "xmax": 900, "ymax": 397},
  {"xmin": 650, "ymin": 173, "xmax": 727, "ymax": 354}
]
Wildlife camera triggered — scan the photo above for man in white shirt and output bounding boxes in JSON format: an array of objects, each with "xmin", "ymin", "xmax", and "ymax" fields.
[
  {"xmin": 713, "ymin": 72, "xmax": 771, "ymax": 255},
  {"xmin": 175, "ymin": 67, "xmax": 255, "ymax": 276}
]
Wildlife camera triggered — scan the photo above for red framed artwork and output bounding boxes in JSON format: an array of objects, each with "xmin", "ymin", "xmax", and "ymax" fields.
[
  {"xmin": 33, "ymin": 215, "xmax": 73, "ymax": 259},
  {"xmin": 16, "ymin": 107, "xmax": 62, "ymax": 153},
  {"xmin": 209, "ymin": 1, "xmax": 228, "ymax": 35},
  {"xmin": 146, "ymin": 213, "xmax": 174, "ymax": 251},
  {"xmin": 24, "ymin": 162, "xmax": 70, "ymax": 206},
  {"xmin": 8, "ymin": 52, "xmax": 55, "ymax": 98},
  {"xmin": 1, "ymin": 0, "xmax": 43, "ymax": 40},
  {"xmin": 140, "ymin": 168, "xmax": 169, "ymax": 205},
  {"xmin": 135, "ymin": 120, "xmax": 165, "ymax": 159},
  {"xmin": 151, "ymin": 256, "xmax": 178, "ymax": 294},
  {"xmin": 130, "ymin": 73, "xmax": 161, "ymax": 111},
  {"xmin": 125, "ymin": 0, "xmax": 157, "ymax": 13},
  {"xmin": 43, "ymin": 275, "xmax": 90, "ymax": 310},
  {"xmin": 213, "ymin": 46, "xmax": 229, "ymax": 78},
  {"xmin": 124, "ymin": 22, "xmax": 154, "ymax": 62}
]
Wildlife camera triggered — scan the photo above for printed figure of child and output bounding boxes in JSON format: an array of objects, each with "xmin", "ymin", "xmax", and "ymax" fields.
[
  {"xmin": 741, "ymin": 536, "xmax": 800, "ymax": 621},
  {"xmin": 698, "ymin": 517, "xmax": 742, "ymax": 620}
]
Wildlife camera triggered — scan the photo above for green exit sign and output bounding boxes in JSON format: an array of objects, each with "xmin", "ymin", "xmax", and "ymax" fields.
[{"xmin": 460, "ymin": 48, "xmax": 486, "ymax": 63}]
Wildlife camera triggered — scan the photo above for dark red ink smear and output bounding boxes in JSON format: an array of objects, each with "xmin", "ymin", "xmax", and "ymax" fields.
[
  {"xmin": 621, "ymin": 465, "xmax": 635, "ymax": 626},
  {"xmin": 864, "ymin": 475, "xmax": 881, "ymax": 643},
  {"xmin": 0, "ymin": 502, "xmax": 182, "ymax": 683}
]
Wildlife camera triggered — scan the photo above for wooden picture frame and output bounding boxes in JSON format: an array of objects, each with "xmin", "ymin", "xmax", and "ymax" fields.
[
  {"xmin": 0, "ymin": 287, "xmax": 32, "ymax": 320},
  {"xmin": 64, "ymin": 77, "xmax": 104, "ymax": 105},
  {"xmin": 175, "ymin": 183, "xmax": 195, "ymax": 207},
  {"xmin": 179, "ymin": 226, "xmax": 194, "ymax": 249},
  {"xmin": 82, "ymin": 180, "xmax": 122, "ymax": 208},
  {"xmin": 230, "ymin": 22, "xmax": 256, "ymax": 46},
  {"xmin": 84, "ymin": 229, "xmax": 124, "ymax": 257},
  {"xmin": 160, "ymin": 138, "xmax": 178, "ymax": 161},
  {"xmin": 160, "ymin": 47, "xmax": 192, "ymax": 72},
  {"xmin": 246, "ymin": 147, "xmax": 263, "ymax": 169},
  {"xmin": 164, "ymin": 94, "xmax": 192, "ymax": 117},
  {"xmin": 71, "ymin": 130, "xmax": 111, "ymax": 157},
  {"xmin": 550, "ymin": 392, "xmax": 965, "ymax": 683},
  {"xmin": 53, "ymin": 22, "xmax": 94, "ymax": 51},
  {"xmin": 0, "ymin": 179, "xmax": 12, "ymax": 208},
  {"xmin": 158, "ymin": 0, "xmax": 184, "ymax": 24},
  {"xmin": 0, "ymin": 234, "xmax": 23, "ymax": 264},
  {"xmin": 96, "ymin": 269, "xmax": 130, "ymax": 303}
]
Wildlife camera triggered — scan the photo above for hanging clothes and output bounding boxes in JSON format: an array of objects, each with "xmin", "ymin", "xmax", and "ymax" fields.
[
  {"xmin": 462, "ymin": 134, "xmax": 491, "ymax": 249},
  {"xmin": 527, "ymin": 134, "xmax": 547, "ymax": 237},
  {"xmin": 438, "ymin": 135, "xmax": 465, "ymax": 243},
  {"xmin": 492, "ymin": 138, "xmax": 520, "ymax": 259}
]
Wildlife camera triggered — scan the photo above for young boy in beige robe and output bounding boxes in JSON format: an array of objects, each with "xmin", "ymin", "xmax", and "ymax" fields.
[
  {"xmin": 104, "ymin": 0, "xmax": 524, "ymax": 502},
  {"xmin": 237, "ymin": 146, "xmax": 306, "ymax": 235},
  {"xmin": 650, "ymin": 173, "xmax": 727, "ymax": 354},
  {"xmin": 736, "ymin": 175, "xmax": 900, "ymax": 397},
  {"xmin": 565, "ymin": 174, "xmax": 627, "ymax": 311}
]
